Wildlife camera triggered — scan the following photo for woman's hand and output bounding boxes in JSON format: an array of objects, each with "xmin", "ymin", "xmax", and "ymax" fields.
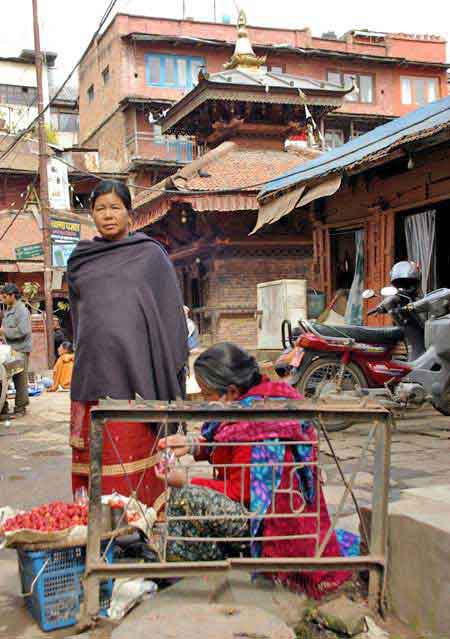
[
  {"xmin": 155, "ymin": 466, "xmax": 187, "ymax": 488},
  {"xmin": 157, "ymin": 434, "xmax": 189, "ymax": 458}
]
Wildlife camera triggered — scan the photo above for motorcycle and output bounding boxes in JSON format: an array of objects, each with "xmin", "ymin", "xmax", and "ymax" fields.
[{"xmin": 275, "ymin": 286, "xmax": 450, "ymax": 431}]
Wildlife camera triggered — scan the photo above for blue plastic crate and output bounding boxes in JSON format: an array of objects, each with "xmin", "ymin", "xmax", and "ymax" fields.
[{"xmin": 17, "ymin": 542, "xmax": 115, "ymax": 632}]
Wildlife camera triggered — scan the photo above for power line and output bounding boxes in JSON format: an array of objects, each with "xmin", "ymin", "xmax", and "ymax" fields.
[
  {"xmin": 0, "ymin": 175, "xmax": 39, "ymax": 243},
  {"xmin": 0, "ymin": 0, "xmax": 119, "ymax": 166},
  {"xmin": 53, "ymin": 94, "xmax": 450, "ymax": 202}
]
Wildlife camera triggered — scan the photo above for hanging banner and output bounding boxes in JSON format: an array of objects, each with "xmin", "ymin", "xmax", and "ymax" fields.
[
  {"xmin": 47, "ymin": 157, "xmax": 71, "ymax": 211},
  {"xmin": 50, "ymin": 218, "xmax": 81, "ymax": 242}
]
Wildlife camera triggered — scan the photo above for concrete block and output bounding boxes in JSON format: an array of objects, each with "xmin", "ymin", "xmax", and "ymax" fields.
[
  {"xmin": 388, "ymin": 495, "xmax": 450, "ymax": 636},
  {"xmin": 315, "ymin": 596, "xmax": 367, "ymax": 636},
  {"xmin": 112, "ymin": 603, "xmax": 295, "ymax": 639},
  {"xmin": 112, "ymin": 572, "xmax": 308, "ymax": 638}
]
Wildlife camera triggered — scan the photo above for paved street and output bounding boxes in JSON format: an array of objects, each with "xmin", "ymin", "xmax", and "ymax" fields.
[{"xmin": 0, "ymin": 393, "xmax": 448, "ymax": 638}]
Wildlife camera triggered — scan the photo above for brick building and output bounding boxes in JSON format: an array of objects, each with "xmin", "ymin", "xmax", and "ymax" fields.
[
  {"xmin": 78, "ymin": 12, "xmax": 448, "ymax": 183},
  {"xmin": 131, "ymin": 12, "xmax": 350, "ymax": 349},
  {"xmin": 258, "ymin": 96, "xmax": 450, "ymax": 327}
]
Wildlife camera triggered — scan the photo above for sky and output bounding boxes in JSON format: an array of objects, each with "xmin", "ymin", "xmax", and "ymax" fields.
[{"xmin": 1, "ymin": 0, "xmax": 450, "ymax": 85}]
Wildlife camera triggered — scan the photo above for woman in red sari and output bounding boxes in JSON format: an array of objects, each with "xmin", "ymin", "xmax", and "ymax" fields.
[
  {"xmin": 158, "ymin": 343, "xmax": 351, "ymax": 600},
  {"xmin": 67, "ymin": 180, "xmax": 187, "ymax": 508}
]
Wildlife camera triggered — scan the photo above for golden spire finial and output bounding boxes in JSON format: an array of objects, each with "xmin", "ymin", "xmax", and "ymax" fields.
[{"xmin": 224, "ymin": 9, "xmax": 266, "ymax": 71}]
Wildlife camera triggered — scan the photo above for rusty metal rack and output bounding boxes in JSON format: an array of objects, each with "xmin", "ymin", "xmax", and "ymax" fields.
[{"xmin": 80, "ymin": 399, "xmax": 391, "ymax": 630}]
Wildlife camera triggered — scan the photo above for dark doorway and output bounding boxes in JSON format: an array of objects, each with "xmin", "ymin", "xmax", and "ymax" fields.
[
  {"xmin": 331, "ymin": 229, "xmax": 358, "ymax": 291},
  {"xmin": 395, "ymin": 200, "xmax": 450, "ymax": 291}
]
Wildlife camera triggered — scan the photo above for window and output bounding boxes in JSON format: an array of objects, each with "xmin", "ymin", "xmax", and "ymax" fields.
[
  {"xmin": 51, "ymin": 112, "xmax": 79, "ymax": 133},
  {"xmin": 151, "ymin": 124, "xmax": 193, "ymax": 162},
  {"xmin": 401, "ymin": 76, "xmax": 440, "ymax": 106},
  {"xmin": 325, "ymin": 129, "xmax": 345, "ymax": 149},
  {"xmin": 327, "ymin": 71, "xmax": 374, "ymax": 103},
  {"xmin": 87, "ymin": 84, "xmax": 94, "ymax": 102},
  {"xmin": 102, "ymin": 66, "xmax": 110, "ymax": 85},
  {"xmin": 261, "ymin": 64, "xmax": 285, "ymax": 74},
  {"xmin": 0, "ymin": 84, "xmax": 37, "ymax": 107},
  {"xmin": 145, "ymin": 54, "xmax": 206, "ymax": 89}
]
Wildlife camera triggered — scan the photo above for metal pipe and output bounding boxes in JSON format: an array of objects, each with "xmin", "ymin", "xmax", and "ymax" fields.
[
  {"xmin": 85, "ymin": 555, "xmax": 385, "ymax": 579},
  {"xmin": 80, "ymin": 417, "xmax": 104, "ymax": 630},
  {"xmin": 368, "ymin": 418, "xmax": 391, "ymax": 613}
]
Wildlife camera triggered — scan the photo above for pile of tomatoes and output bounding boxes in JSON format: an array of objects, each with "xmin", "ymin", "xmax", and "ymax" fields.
[{"xmin": 1, "ymin": 501, "xmax": 88, "ymax": 533}]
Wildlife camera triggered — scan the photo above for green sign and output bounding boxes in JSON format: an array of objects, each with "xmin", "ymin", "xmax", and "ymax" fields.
[{"xmin": 15, "ymin": 243, "xmax": 44, "ymax": 260}]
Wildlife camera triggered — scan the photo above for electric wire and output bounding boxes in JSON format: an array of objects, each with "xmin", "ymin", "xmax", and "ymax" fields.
[
  {"xmin": 0, "ymin": 0, "xmax": 119, "ymax": 165},
  {"xmin": 52, "ymin": 100, "xmax": 450, "ymax": 200}
]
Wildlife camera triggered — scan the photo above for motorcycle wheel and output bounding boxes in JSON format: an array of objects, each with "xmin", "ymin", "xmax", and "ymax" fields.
[
  {"xmin": 295, "ymin": 357, "xmax": 368, "ymax": 432},
  {"xmin": 432, "ymin": 395, "xmax": 450, "ymax": 416}
]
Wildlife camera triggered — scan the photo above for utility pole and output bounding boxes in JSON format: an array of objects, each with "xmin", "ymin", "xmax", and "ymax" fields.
[{"xmin": 32, "ymin": 0, "xmax": 55, "ymax": 367}]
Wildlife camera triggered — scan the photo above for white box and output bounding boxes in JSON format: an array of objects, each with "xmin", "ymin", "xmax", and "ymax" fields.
[{"xmin": 257, "ymin": 279, "xmax": 307, "ymax": 350}]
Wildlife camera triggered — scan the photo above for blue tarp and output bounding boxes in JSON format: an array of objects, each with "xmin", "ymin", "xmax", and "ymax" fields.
[{"xmin": 259, "ymin": 96, "xmax": 450, "ymax": 199}]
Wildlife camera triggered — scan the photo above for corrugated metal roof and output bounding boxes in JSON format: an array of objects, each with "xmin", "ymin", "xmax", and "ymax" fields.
[
  {"xmin": 259, "ymin": 95, "xmax": 450, "ymax": 199},
  {"xmin": 206, "ymin": 68, "xmax": 347, "ymax": 93},
  {"xmin": 50, "ymin": 85, "xmax": 78, "ymax": 103}
]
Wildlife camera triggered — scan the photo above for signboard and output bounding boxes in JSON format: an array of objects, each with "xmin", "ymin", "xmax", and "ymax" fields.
[
  {"xmin": 15, "ymin": 243, "xmax": 44, "ymax": 260},
  {"xmin": 52, "ymin": 242, "xmax": 76, "ymax": 268},
  {"xmin": 47, "ymin": 157, "xmax": 71, "ymax": 210},
  {"xmin": 50, "ymin": 218, "xmax": 80, "ymax": 269},
  {"xmin": 50, "ymin": 218, "xmax": 81, "ymax": 242}
]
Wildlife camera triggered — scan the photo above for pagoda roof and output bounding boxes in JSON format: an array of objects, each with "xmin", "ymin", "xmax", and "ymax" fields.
[
  {"xmin": 132, "ymin": 139, "xmax": 321, "ymax": 228},
  {"xmin": 160, "ymin": 10, "xmax": 351, "ymax": 137}
]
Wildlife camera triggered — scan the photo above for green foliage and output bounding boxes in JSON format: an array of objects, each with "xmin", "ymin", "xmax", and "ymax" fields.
[
  {"xmin": 22, "ymin": 281, "xmax": 40, "ymax": 301},
  {"xmin": 45, "ymin": 123, "xmax": 59, "ymax": 145}
]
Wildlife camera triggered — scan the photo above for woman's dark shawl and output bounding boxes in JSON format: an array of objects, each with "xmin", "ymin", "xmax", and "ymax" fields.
[{"xmin": 67, "ymin": 232, "xmax": 188, "ymax": 402}]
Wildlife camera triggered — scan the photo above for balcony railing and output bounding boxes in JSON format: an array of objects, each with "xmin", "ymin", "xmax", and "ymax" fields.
[{"xmin": 126, "ymin": 132, "xmax": 196, "ymax": 165}]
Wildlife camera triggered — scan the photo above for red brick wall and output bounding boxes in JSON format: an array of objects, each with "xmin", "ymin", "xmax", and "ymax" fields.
[
  {"xmin": 205, "ymin": 250, "xmax": 314, "ymax": 349},
  {"xmin": 78, "ymin": 14, "xmax": 448, "ymax": 149}
]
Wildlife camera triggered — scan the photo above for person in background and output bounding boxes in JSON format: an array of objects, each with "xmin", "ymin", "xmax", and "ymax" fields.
[
  {"xmin": 48, "ymin": 341, "xmax": 74, "ymax": 392},
  {"xmin": 54, "ymin": 318, "xmax": 66, "ymax": 353},
  {"xmin": 0, "ymin": 283, "xmax": 32, "ymax": 419},
  {"xmin": 184, "ymin": 305, "xmax": 200, "ymax": 352}
]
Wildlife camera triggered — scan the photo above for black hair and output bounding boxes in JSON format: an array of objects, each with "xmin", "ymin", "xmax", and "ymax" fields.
[
  {"xmin": 2, "ymin": 283, "xmax": 21, "ymax": 299},
  {"xmin": 90, "ymin": 180, "xmax": 132, "ymax": 211},
  {"xmin": 60, "ymin": 341, "xmax": 73, "ymax": 353},
  {"xmin": 194, "ymin": 342, "xmax": 262, "ymax": 395}
]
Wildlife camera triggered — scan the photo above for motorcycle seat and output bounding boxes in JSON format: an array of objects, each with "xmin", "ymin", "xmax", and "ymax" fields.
[{"xmin": 310, "ymin": 322, "xmax": 404, "ymax": 346}]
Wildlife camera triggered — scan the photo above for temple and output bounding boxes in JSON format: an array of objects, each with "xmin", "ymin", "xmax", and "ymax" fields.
[{"xmin": 132, "ymin": 11, "xmax": 351, "ymax": 349}]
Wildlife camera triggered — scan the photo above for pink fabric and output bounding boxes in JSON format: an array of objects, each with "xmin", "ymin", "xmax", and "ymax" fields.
[{"xmin": 214, "ymin": 380, "xmax": 351, "ymax": 599}]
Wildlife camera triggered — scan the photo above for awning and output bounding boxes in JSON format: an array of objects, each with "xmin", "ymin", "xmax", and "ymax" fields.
[{"xmin": 252, "ymin": 174, "xmax": 342, "ymax": 233}]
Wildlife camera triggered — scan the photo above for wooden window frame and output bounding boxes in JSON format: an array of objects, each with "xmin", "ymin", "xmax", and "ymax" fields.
[
  {"xmin": 145, "ymin": 53, "xmax": 206, "ymax": 89},
  {"xmin": 324, "ymin": 128, "xmax": 345, "ymax": 148},
  {"xmin": 400, "ymin": 75, "xmax": 440, "ymax": 106},
  {"xmin": 326, "ymin": 69, "xmax": 376, "ymax": 104},
  {"xmin": 102, "ymin": 65, "xmax": 110, "ymax": 86},
  {"xmin": 87, "ymin": 84, "xmax": 95, "ymax": 103}
]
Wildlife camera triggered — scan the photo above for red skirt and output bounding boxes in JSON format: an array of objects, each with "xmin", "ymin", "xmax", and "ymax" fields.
[{"xmin": 70, "ymin": 401, "xmax": 166, "ymax": 510}]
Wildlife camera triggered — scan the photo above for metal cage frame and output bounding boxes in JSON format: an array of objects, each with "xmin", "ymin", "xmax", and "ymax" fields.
[{"xmin": 79, "ymin": 399, "xmax": 391, "ymax": 630}]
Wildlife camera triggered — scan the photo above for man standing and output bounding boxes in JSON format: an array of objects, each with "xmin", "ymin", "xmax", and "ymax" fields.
[{"xmin": 0, "ymin": 284, "xmax": 32, "ymax": 419}]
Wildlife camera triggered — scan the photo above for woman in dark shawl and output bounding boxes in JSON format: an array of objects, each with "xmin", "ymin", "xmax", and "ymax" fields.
[{"xmin": 68, "ymin": 180, "xmax": 188, "ymax": 508}]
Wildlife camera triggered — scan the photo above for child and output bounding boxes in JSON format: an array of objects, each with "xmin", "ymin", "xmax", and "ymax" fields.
[{"xmin": 48, "ymin": 341, "xmax": 74, "ymax": 392}]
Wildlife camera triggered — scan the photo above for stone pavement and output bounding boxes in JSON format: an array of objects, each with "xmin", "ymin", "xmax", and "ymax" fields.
[{"xmin": 0, "ymin": 393, "xmax": 448, "ymax": 638}]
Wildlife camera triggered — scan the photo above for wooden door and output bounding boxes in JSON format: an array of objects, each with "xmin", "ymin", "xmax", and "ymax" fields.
[
  {"xmin": 364, "ymin": 211, "xmax": 395, "ymax": 326},
  {"xmin": 313, "ymin": 223, "xmax": 332, "ymax": 301}
]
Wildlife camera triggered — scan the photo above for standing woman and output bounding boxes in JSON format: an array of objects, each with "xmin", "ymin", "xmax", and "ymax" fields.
[{"xmin": 68, "ymin": 180, "xmax": 187, "ymax": 508}]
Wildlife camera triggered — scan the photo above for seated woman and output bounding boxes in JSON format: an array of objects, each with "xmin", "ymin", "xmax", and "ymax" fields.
[
  {"xmin": 157, "ymin": 342, "xmax": 351, "ymax": 600},
  {"xmin": 48, "ymin": 341, "xmax": 74, "ymax": 392}
]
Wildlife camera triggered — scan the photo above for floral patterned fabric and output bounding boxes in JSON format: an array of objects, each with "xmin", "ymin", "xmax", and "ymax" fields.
[
  {"xmin": 197, "ymin": 380, "xmax": 352, "ymax": 599},
  {"xmin": 165, "ymin": 485, "xmax": 248, "ymax": 562}
]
